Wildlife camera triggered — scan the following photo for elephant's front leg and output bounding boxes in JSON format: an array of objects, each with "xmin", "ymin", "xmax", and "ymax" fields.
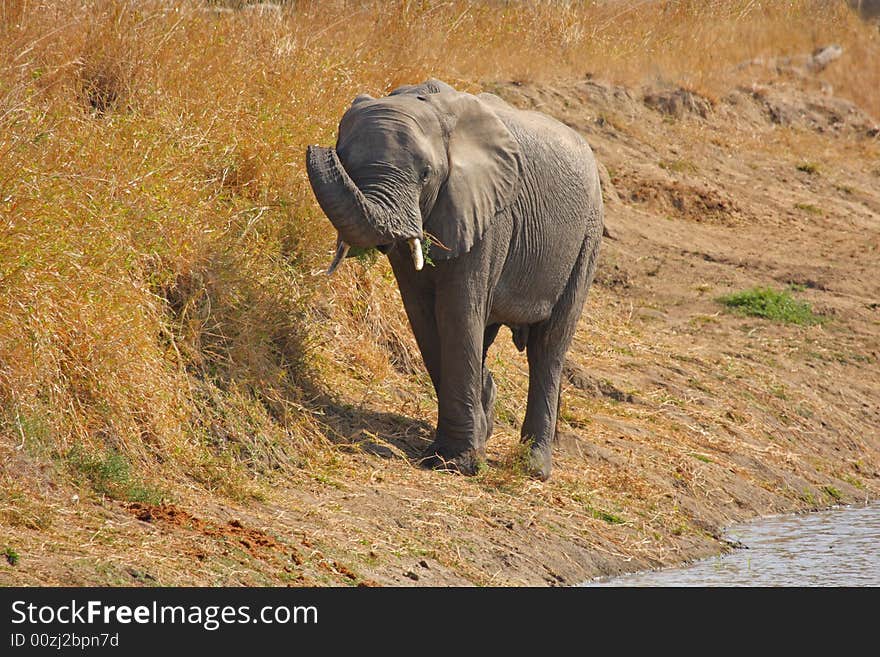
[{"xmin": 421, "ymin": 298, "xmax": 488, "ymax": 475}]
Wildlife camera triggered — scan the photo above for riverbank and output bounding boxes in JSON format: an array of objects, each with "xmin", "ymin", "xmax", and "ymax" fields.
[{"xmin": 1, "ymin": 2, "xmax": 879, "ymax": 586}]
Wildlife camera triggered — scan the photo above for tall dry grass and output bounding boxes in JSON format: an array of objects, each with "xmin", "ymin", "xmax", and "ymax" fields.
[{"xmin": 1, "ymin": 0, "xmax": 877, "ymax": 498}]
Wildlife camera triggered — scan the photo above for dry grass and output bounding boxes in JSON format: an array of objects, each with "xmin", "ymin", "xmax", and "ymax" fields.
[{"xmin": 1, "ymin": 0, "xmax": 879, "ymax": 584}]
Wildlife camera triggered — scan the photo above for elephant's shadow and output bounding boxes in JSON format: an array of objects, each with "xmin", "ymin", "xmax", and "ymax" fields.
[{"xmin": 311, "ymin": 394, "xmax": 434, "ymax": 461}]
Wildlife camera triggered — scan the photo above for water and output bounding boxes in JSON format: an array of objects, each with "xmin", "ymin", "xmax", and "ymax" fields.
[{"xmin": 585, "ymin": 502, "xmax": 880, "ymax": 586}]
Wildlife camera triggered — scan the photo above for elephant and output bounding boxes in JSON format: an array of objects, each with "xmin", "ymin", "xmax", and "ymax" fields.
[
  {"xmin": 849, "ymin": 0, "xmax": 880, "ymax": 21},
  {"xmin": 306, "ymin": 79, "xmax": 604, "ymax": 480}
]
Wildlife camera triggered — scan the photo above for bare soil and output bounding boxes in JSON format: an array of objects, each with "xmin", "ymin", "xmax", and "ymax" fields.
[{"xmin": 2, "ymin": 70, "xmax": 879, "ymax": 587}]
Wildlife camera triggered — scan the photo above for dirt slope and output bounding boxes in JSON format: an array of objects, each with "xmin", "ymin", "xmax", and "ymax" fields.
[{"xmin": 2, "ymin": 71, "xmax": 879, "ymax": 587}]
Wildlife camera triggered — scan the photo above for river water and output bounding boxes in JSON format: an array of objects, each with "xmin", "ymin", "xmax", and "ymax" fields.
[{"xmin": 585, "ymin": 502, "xmax": 880, "ymax": 586}]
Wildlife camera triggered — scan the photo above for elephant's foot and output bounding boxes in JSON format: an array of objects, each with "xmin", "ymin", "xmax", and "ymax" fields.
[
  {"xmin": 523, "ymin": 441, "xmax": 552, "ymax": 481},
  {"xmin": 419, "ymin": 441, "xmax": 485, "ymax": 476}
]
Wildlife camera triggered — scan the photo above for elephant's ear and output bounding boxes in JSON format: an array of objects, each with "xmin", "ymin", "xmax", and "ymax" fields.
[{"xmin": 424, "ymin": 92, "xmax": 521, "ymax": 260}]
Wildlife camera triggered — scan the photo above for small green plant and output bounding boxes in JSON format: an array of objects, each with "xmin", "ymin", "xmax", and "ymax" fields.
[
  {"xmin": 796, "ymin": 162, "xmax": 819, "ymax": 175},
  {"xmin": 822, "ymin": 485, "xmax": 843, "ymax": 502},
  {"xmin": 794, "ymin": 202, "xmax": 822, "ymax": 215},
  {"xmin": 422, "ymin": 235, "xmax": 436, "ymax": 268},
  {"xmin": 717, "ymin": 287, "xmax": 823, "ymax": 325},
  {"xmin": 671, "ymin": 523, "xmax": 689, "ymax": 536},
  {"xmin": 67, "ymin": 447, "xmax": 164, "ymax": 504},
  {"xmin": 801, "ymin": 489, "xmax": 818, "ymax": 507},
  {"xmin": 349, "ymin": 246, "xmax": 379, "ymax": 266},
  {"xmin": 570, "ymin": 489, "xmax": 627, "ymax": 525},
  {"xmin": 313, "ymin": 473, "xmax": 345, "ymax": 489},
  {"xmin": 689, "ymin": 452, "xmax": 713, "ymax": 464},
  {"xmin": 590, "ymin": 508, "xmax": 626, "ymax": 525},
  {"xmin": 840, "ymin": 473, "xmax": 865, "ymax": 490},
  {"xmin": 4, "ymin": 547, "xmax": 20, "ymax": 566}
]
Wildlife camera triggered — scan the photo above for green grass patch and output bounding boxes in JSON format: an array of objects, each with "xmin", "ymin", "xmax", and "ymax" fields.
[
  {"xmin": 794, "ymin": 202, "xmax": 823, "ymax": 215},
  {"xmin": 573, "ymin": 495, "xmax": 627, "ymax": 525},
  {"xmin": 4, "ymin": 547, "xmax": 20, "ymax": 566},
  {"xmin": 840, "ymin": 473, "xmax": 865, "ymax": 490},
  {"xmin": 313, "ymin": 472, "xmax": 345, "ymax": 490},
  {"xmin": 66, "ymin": 447, "xmax": 165, "ymax": 504},
  {"xmin": 822, "ymin": 485, "xmax": 843, "ymax": 502},
  {"xmin": 717, "ymin": 287, "xmax": 823, "ymax": 325},
  {"xmin": 590, "ymin": 508, "xmax": 626, "ymax": 525},
  {"xmin": 800, "ymin": 489, "xmax": 818, "ymax": 507},
  {"xmin": 689, "ymin": 452, "xmax": 713, "ymax": 464}
]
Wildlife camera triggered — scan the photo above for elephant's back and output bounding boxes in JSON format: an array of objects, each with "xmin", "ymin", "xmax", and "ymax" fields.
[
  {"xmin": 479, "ymin": 92, "xmax": 599, "ymax": 187},
  {"xmin": 481, "ymin": 93, "xmax": 601, "ymax": 219}
]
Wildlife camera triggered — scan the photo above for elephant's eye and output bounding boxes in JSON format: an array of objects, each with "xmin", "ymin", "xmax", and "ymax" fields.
[{"xmin": 420, "ymin": 166, "xmax": 431, "ymax": 182}]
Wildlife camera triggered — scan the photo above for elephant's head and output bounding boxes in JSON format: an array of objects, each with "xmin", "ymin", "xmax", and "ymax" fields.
[{"xmin": 306, "ymin": 79, "xmax": 521, "ymax": 274}]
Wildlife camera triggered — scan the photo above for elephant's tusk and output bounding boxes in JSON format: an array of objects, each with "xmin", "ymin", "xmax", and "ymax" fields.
[
  {"xmin": 326, "ymin": 241, "xmax": 350, "ymax": 275},
  {"xmin": 408, "ymin": 238, "xmax": 424, "ymax": 271}
]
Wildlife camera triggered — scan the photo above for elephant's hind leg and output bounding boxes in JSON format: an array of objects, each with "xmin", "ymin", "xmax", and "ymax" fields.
[
  {"xmin": 521, "ymin": 236, "xmax": 600, "ymax": 480},
  {"xmin": 482, "ymin": 323, "xmax": 501, "ymax": 445}
]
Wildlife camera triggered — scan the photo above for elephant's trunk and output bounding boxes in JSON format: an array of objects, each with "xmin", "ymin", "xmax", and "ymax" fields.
[{"xmin": 306, "ymin": 145, "xmax": 399, "ymax": 249}]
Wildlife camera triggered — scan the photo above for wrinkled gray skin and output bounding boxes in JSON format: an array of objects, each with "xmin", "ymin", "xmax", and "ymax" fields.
[{"xmin": 307, "ymin": 79, "xmax": 603, "ymax": 480}]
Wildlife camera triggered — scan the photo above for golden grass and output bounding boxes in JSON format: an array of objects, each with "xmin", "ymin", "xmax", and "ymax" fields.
[{"xmin": 1, "ymin": 0, "xmax": 878, "ymax": 503}]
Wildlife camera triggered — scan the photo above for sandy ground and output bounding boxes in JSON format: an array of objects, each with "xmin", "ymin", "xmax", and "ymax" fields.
[{"xmin": 2, "ymin": 69, "xmax": 879, "ymax": 587}]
